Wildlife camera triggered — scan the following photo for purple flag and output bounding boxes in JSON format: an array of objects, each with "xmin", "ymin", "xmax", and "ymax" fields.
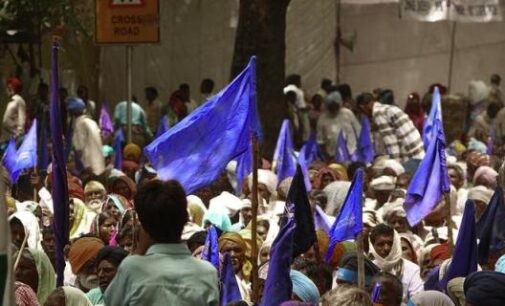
[
  {"xmin": 405, "ymin": 119, "xmax": 450, "ymax": 226},
  {"xmin": 201, "ymin": 226, "xmax": 220, "ymax": 270},
  {"xmin": 99, "ymin": 104, "xmax": 114, "ymax": 138},
  {"xmin": 50, "ymin": 41, "xmax": 69, "ymax": 286},
  {"xmin": 273, "ymin": 119, "xmax": 296, "ymax": 185},
  {"xmin": 220, "ymin": 253, "xmax": 242, "ymax": 305}
]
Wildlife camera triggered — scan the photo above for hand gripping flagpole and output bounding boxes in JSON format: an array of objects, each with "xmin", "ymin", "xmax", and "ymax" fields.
[{"xmin": 251, "ymin": 135, "xmax": 260, "ymax": 303}]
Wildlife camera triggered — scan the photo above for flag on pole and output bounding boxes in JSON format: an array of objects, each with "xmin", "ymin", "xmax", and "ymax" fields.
[
  {"xmin": 325, "ymin": 169, "xmax": 364, "ymax": 262},
  {"xmin": 273, "ymin": 119, "xmax": 296, "ymax": 185},
  {"xmin": 351, "ymin": 117, "xmax": 374, "ymax": 163},
  {"xmin": 50, "ymin": 41, "xmax": 69, "ymax": 286},
  {"xmin": 440, "ymin": 200, "xmax": 478, "ymax": 290},
  {"xmin": 298, "ymin": 134, "xmax": 324, "ymax": 191},
  {"xmin": 3, "ymin": 120, "xmax": 38, "ymax": 183},
  {"xmin": 287, "ymin": 166, "xmax": 316, "ymax": 259},
  {"xmin": 405, "ymin": 117, "xmax": 450, "ymax": 226},
  {"xmin": 335, "ymin": 130, "xmax": 351, "ymax": 163},
  {"xmin": 260, "ymin": 217, "xmax": 296, "ymax": 306},
  {"xmin": 234, "ymin": 143, "xmax": 252, "ymax": 195},
  {"xmin": 423, "ymin": 87, "xmax": 443, "ymax": 147},
  {"xmin": 477, "ymin": 186, "xmax": 505, "ymax": 265},
  {"xmin": 144, "ymin": 57, "xmax": 261, "ymax": 194},
  {"xmin": 99, "ymin": 104, "xmax": 114, "ymax": 138},
  {"xmin": 201, "ymin": 225, "xmax": 219, "ymax": 270},
  {"xmin": 2, "ymin": 138, "xmax": 17, "ymax": 180},
  {"xmin": 113, "ymin": 129, "xmax": 124, "ymax": 170},
  {"xmin": 220, "ymin": 253, "xmax": 242, "ymax": 306}
]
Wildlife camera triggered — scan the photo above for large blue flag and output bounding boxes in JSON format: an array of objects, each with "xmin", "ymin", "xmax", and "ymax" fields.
[
  {"xmin": 351, "ymin": 117, "xmax": 374, "ymax": 163},
  {"xmin": 273, "ymin": 119, "xmax": 296, "ymax": 185},
  {"xmin": 335, "ymin": 130, "xmax": 351, "ymax": 163},
  {"xmin": 477, "ymin": 186, "xmax": 505, "ymax": 265},
  {"xmin": 144, "ymin": 57, "xmax": 260, "ymax": 194},
  {"xmin": 201, "ymin": 226, "xmax": 219, "ymax": 270},
  {"xmin": 113, "ymin": 129, "xmax": 124, "ymax": 170},
  {"xmin": 50, "ymin": 41, "xmax": 69, "ymax": 286},
  {"xmin": 287, "ymin": 165, "xmax": 316, "ymax": 260},
  {"xmin": 423, "ymin": 87, "xmax": 443, "ymax": 147},
  {"xmin": 220, "ymin": 253, "xmax": 242, "ymax": 306},
  {"xmin": 405, "ymin": 118, "xmax": 450, "ymax": 226},
  {"xmin": 261, "ymin": 217, "xmax": 296, "ymax": 306},
  {"xmin": 6, "ymin": 119, "xmax": 38, "ymax": 182},
  {"xmin": 3, "ymin": 138, "xmax": 17, "ymax": 180},
  {"xmin": 325, "ymin": 168, "xmax": 363, "ymax": 262},
  {"xmin": 440, "ymin": 200, "xmax": 478, "ymax": 290}
]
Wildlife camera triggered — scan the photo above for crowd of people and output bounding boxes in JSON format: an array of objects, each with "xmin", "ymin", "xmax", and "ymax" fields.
[{"xmin": 3, "ymin": 71, "xmax": 505, "ymax": 306}]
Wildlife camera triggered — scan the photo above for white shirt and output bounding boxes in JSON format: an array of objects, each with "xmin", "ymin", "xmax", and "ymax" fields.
[
  {"xmin": 73, "ymin": 115, "xmax": 105, "ymax": 175},
  {"xmin": 400, "ymin": 259, "xmax": 424, "ymax": 302},
  {"xmin": 1, "ymin": 94, "xmax": 26, "ymax": 141},
  {"xmin": 316, "ymin": 108, "xmax": 361, "ymax": 155},
  {"xmin": 283, "ymin": 84, "xmax": 307, "ymax": 109}
]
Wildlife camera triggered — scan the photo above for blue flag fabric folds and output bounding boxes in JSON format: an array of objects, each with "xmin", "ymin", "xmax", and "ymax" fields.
[
  {"xmin": 40, "ymin": 126, "xmax": 49, "ymax": 171},
  {"xmin": 287, "ymin": 165, "xmax": 317, "ymax": 260},
  {"xmin": 351, "ymin": 117, "xmax": 374, "ymax": 164},
  {"xmin": 234, "ymin": 144, "xmax": 252, "ymax": 195},
  {"xmin": 3, "ymin": 138, "xmax": 17, "ymax": 180},
  {"xmin": 201, "ymin": 226, "xmax": 219, "ymax": 270},
  {"xmin": 113, "ymin": 129, "xmax": 124, "ymax": 170},
  {"xmin": 404, "ymin": 119, "xmax": 450, "ymax": 226},
  {"xmin": 440, "ymin": 200, "xmax": 478, "ymax": 290},
  {"xmin": 273, "ymin": 119, "xmax": 296, "ymax": 186},
  {"xmin": 335, "ymin": 130, "xmax": 351, "ymax": 163},
  {"xmin": 261, "ymin": 217, "xmax": 296, "ymax": 306},
  {"xmin": 50, "ymin": 42, "xmax": 69, "ymax": 286},
  {"xmin": 477, "ymin": 187, "xmax": 505, "ymax": 265},
  {"xmin": 298, "ymin": 134, "xmax": 324, "ymax": 191},
  {"xmin": 423, "ymin": 87, "xmax": 443, "ymax": 147},
  {"xmin": 99, "ymin": 104, "xmax": 114, "ymax": 138},
  {"xmin": 325, "ymin": 168, "xmax": 364, "ymax": 262},
  {"xmin": 4, "ymin": 119, "xmax": 38, "ymax": 182},
  {"xmin": 144, "ymin": 57, "xmax": 261, "ymax": 194},
  {"xmin": 220, "ymin": 253, "xmax": 242, "ymax": 306}
]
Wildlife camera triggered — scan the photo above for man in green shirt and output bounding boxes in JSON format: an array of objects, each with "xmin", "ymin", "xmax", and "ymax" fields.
[{"xmin": 104, "ymin": 180, "xmax": 219, "ymax": 305}]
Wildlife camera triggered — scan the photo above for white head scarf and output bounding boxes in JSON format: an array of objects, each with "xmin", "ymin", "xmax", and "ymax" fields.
[
  {"xmin": 370, "ymin": 229, "xmax": 403, "ymax": 271},
  {"xmin": 62, "ymin": 286, "xmax": 93, "ymax": 306},
  {"xmin": 9, "ymin": 211, "xmax": 42, "ymax": 250},
  {"xmin": 323, "ymin": 181, "xmax": 351, "ymax": 216}
]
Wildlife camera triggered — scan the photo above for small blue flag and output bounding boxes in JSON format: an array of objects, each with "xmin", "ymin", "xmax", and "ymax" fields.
[
  {"xmin": 287, "ymin": 165, "xmax": 317, "ymax": 260},
  {"xmin": 99, "ymin": 104, "xmax": 114, "ymax": 138},
  {"xmin": 273, "ymin": 119, "xmax": 296, "ymax": 185},
  {"xmin": 325, "ymin": 168, "xmax": 364, "ymax": 262},
  {"xmin": 351, "ymin": 117, "xmax": 374, "ymax": 163},
  {"xmin": 6, "ymin": 119, "xmax": 38, "ymax": 182},
  {"xmin": 261, "ymin": 217, "xmax": 296, "ymax": 306},
  {"xmin": 144, "ymin": 57, "xmax": 261, "ymax": 194},
  {"xmin": 405, "ymin": 119, "xmax": 450, "ymax": 226},
  {"xmin": 201, "ymin": 226, "xmax": 219, "ymax": 270},
  {"xmin": 440, "ymin": 200, "xmax": 478, "ymax": 291},
  {"xmin": 113, "ymin": 129, "xmax": 124, "ymax": 170},
  {"xmin": 3, "ymin": 138, "xmax": 17, "ymax": 180},
  {"xmin": 423, "ymin": 87, "xmax": 443, "ymax": 147},
  {"xmin": 220, "ymin": 253, "xmax": 242, "ymax": 306},
  {"xmin": 298, "ymin": 133, "xmax": 324, "ymax": 191},
  {"xmin": 477, "ymin": 187, "xmax": 505, "ymax": 265},
  {"xmin": 335, "ymin": 130, "xmax": 351, "ymax": 163}
]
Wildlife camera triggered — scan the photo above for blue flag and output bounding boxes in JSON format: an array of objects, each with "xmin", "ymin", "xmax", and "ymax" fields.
[
  {"xmin": 261, "ymin": 217, "xmax": 296, "ymax": 306},
  {"xmin": 314, "ymin": 205, "xmax": 332, "ymax": 233},
  {"xmin": 325, "ymin": 168, "xmax": 363, "ymax": 262},
  {"xmin": 144, "ymin": 57, "xmax": 261, "ymax": 194},
  {"xmin": 298, "ymin": 133, "xmax": 324, "ymax": 191},
  {"xmin": 287, "ymin": 165, "xmax": 316, "ymax": 259},
  {"xmin": 50, "ymin": 41, "xmax": 69, "ymax": 286},
  {"xmin": 113, "ymin": 129, "xmax": 124, "ymax": 170},
  {"xmin": 7, "ymin": 119, "xmax": 38, "ymax": 182},
  {"xmin": 440, "ymin": 200, "xmax": 478, "ymax": 291},
  {"xmin": 335, "ymin": 130, "xmax": 351, "ymax": 163},
  {"xmin": 201, "ymin": 226, "xmax": 219, "ymax": 270},
  {"xmin": 404, "ymin": 119, "xmax": 450, "ymax": 226},
  {"xmin": 220, "ymin": 253, "xmax": 242, "ymax": 306},
  {"xmin": 3, "ymin": 138, "xmax": 17, "ymax": 180},
  {"xmin": 234, "ymin": 143, "xmax": 252, "ymax": 195},
  {"xmin": 423, "ymin": 87, "xmax": 443, "ymax": 147},
  {"xmin": 273, "ymin": 119, "xmax": 296, "ymax": 185},
  {"xmin": 477, "ymin": 187, "xmax": 505, "ymax": 265},
  {"xmin": 351, "ymin": 117, "xmax": 374, "ymax": 163}
]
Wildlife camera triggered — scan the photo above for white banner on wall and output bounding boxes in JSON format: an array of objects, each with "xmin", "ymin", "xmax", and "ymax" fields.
[{"xmin": 400, "ymin": 0, "xmax": 502, "ymax": 22}]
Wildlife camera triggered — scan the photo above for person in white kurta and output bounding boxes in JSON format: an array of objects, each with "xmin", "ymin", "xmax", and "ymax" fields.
[
  {"xmin": 67, "ymin": 97, "xmax": 105, "ymax": 175},
  {"xmin": 1, "ymin": 77, "xmax": 26, "ymax": 142}
]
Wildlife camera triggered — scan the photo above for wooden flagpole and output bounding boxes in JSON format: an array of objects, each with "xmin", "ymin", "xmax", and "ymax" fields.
[{"xmin": 250, "ymin": 135, "xmax": 260, "ymax": 303}]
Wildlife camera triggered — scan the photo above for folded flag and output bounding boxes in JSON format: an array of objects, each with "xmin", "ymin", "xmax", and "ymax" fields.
[
  {"xmin": 220, "ymin": 253, "xmax": 242, "ymax": 306},
  {"xmin": 423, "ymin": 86, "xmax": 443, "ymax": 147},
  {"xmin": 3, "ymin": 119, "xmax": 38, "ymax": 182},
  {"xmin": 351, "ymin": 116, "xmax": 374, "ymax": 164},
  {"xmin": 273, "ymin": 119, "xmax": 296, "ymax": 186},
  {"xmin": 201, "ymin": 225, "xmax": 219, "ymax": 270}
]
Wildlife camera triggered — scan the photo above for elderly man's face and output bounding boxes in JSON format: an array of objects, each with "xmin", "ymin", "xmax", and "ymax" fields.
[{"xmin": 85, "ymin": 190, "xmax": 106, "ymax": 213}]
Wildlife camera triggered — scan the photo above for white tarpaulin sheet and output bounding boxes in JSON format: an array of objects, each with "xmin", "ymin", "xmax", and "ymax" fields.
[{"xmin": 400, "ymin": 0, "xmax": 502, "ymax": 22}]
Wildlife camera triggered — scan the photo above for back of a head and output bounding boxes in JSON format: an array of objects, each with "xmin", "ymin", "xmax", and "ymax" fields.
[
  {"xmin": 135, "ymin": 180, "xmax": 188, "ymax": 243},
  {"xmin": 145, "ymin": 86, "xmax": 158, "ymax": 98},
  {"xmin": 322, "ymin": 284, "xmax": 372, "ymax": 306},
  {"xmin": 371, "ymin": 272, "xmax": 403, "ymax": 306},
  {"xmin": 356, "ymin": 93, "xmax": 374, "ymax": 106},
  {"xmin": 201, "ymin": 78, "xmax": 214, "ymax": 94},
  {"xmin": 321, "ymin": 79, "xmax": 332, "ymax": 91},
  {"xmin": 337, "ymin": 84, "xmax": 352, "ymax": 100},
  {"xmin": 286, "ymin": 74, "xmax": 302, "ymax": 87},
  {"xmin": 491, "ymin": 74, "xmax": 501, "ymax": 85}
]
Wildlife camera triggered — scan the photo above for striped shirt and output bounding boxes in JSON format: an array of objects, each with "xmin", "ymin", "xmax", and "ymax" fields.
[{"xmin": 371, "ymin": 103, "xmax": 425, "ymax": 161}]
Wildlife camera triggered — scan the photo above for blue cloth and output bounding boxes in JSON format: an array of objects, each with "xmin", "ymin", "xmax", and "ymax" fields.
[
  {"xmin": 2, "ymin": 138, "xmax": 17, "ymax": 181},
  {"xmin": 325, "ymin": 169, "xmax": 364, "ymax": 262},
  {"xmin": 351, "ymin": 116, "xmax": 374, "ymax": 164},
  {"xmin": 423, "ymin": 86, "xmax": 443, "ymax": 147},
  {"xmin": 66, "ymin": 97, "xmax": 86, "ymax": 113},
  {"xmin": 336, "ymin": 268, "xmax": 373, "ymax": 285},
  {"xmin": 144, "ymin": 57, "xmax": 261, "ymax": 194},
  {"xmin": 5, "ymin": 119, "xmax": 38, "ymax": 182},
  {"xmin": 289, "ymin": 270, "xmax": 320, "ymax": 305},
  {"xmin": 234, "ymin": 143, "xmax": 252, "ymax": 195},
  {"xmin": 113, "ymin": 129, "xmax": 124, "ymax": 170},
  {"xmin": 99, "ymin": 104, "xmax": 114, "ymax": 138},
  {"xmin": 202, "ymin": 226, "xmax": 220, "ymax": 270},
  {"xmin": 298, "ymin": 133, "xmax": 324, "ymax": 191},
  {"xmin": 220, "ymin": 253, "xmax": 242, "ymax": 306},
  {"xmin": 464, "ymin": 271, "xmax": 505, "ymax": 306},
  {"xmin": 50, "ymin": 42, "xmax": 69, "ymax": 286},
  {"xmin": 273, "ymin": 119, "xmax": 296, "ymax": 185},
  {"xmin": 440, "ymin": 200, "xmax": 478, "ymax": 291},
  {"xmin": 477, "ymin": 187, "xmax": 505, "ymax": 265},
  {"xmin": 261, "ymin": 218, "xmax": 296, "ymax": 306},
  {"xmin": 405, "ymin": 118, "xmax": 450, "ymax": 226},
  {"xmin": 335, "ymin": 130, "xmax": 351, "ymax": 163},
  {"xmin": 287, "ymin": 166, "xmax": 316, "ymax": 260}
]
